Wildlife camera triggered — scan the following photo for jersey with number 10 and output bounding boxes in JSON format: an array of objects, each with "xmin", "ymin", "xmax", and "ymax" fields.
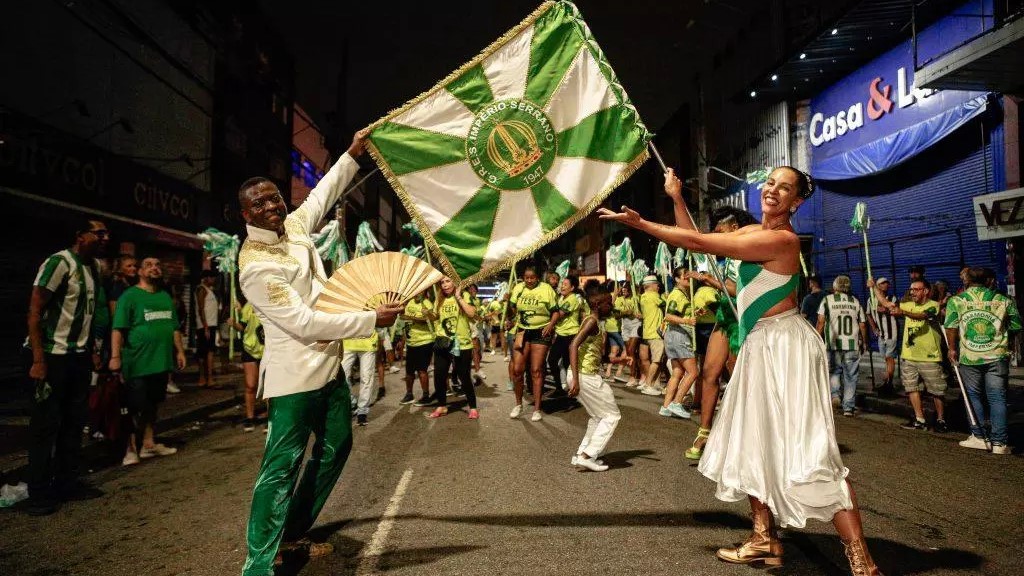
[{"xmin": 817, "ymin": 293, "xmax": 865, "ymax": 351}]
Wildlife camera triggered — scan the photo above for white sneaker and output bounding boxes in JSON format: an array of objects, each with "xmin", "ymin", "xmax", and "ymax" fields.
[
  {"xmin": 531, "ymin": 410, "xmax": 543, "ymax": 422},
  {"xmin": 992, "ymin": 443, "xmax": 1012, "ymax": 455},
  {"xmin": 958, "ymin": 435, "xmax": 990, "ymax": 451},
  {"xmin": 476, "ymin": 371, "xmax": 487, "ymax": 381},
  {"xmin": 503, "ymin": 355, "xmax": 510, "ymax": 362},
  {"xmin": 624, "ymin": 378, "xmax": 638, "ymax": 388},
  {"xmin": 640, "ymin": 385, "xmax": 662, "ymax": 396},
  {"xmin": 166, "ymin": 382, "xmax": 181, "ymax": 394},
  {"xmin": 575, "ymin": 457, "xmax": 609, "ymax": 472},
  {"xmin": 139, "ymin": 444, "xmax": 178, "ymax": 458},
  {"xmin": 571, "ymin": 455, "xmax": 604, "ymax": 466},
  {"xmin": 667, "ymin": 402, "xmax": 692, "ymax": 419},
  {"xmin": 387, "ymin": 366, "xmax": 400, "ymax": 374},
  {"xmin": 122, "ymin": 451, "xmax": 140, "ymax": 466},
  {"xmin": 490, "ymin": 350, "xmax": 496, "ymax": 356},
  {"xmin": 509, "ymin": 404, "xmax": 523, "ymax": 419}
]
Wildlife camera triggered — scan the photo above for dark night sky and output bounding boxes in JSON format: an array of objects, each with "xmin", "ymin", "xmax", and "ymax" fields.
[{"xmin": 259, "ymin": 0, "xmax": 705, "ymax": 134}]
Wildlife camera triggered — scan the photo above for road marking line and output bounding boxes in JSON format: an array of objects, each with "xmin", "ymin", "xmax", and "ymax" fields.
[{"xmin": 356, "ymin": 468, "xmax": 414, "ymax": 575}]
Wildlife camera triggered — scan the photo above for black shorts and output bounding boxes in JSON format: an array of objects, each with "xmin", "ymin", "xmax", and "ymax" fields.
[
  {"xmin": 195, "ymin": 327, "xmax": 217, "ymax": 355},
  {"xmin": 241, "ymin": 350, "xmax": 261, "ymax": 364},
  {"xmin": 522, "ymin": 328, "xmax": 553, "ymax": 346},
  {"xmin": 124, "ymin": 372, "xmax": 168, "ymax": 415},
  {"xmin": 695, "ymin": 324, "xmax": 715, "ymax": 355},
  {"xmin": 406, "ymin": 343, "xmax": 433, "ymax": 375}
]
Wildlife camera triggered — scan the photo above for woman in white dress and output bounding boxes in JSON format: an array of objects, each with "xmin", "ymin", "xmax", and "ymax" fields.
[{"xmin": 599, "ymin": 166, "xmax": 882, "ymax": 575}]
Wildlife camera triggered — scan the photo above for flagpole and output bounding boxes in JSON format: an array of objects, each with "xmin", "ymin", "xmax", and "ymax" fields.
[
  {"xmin": 862, "ymin": 230, "xmax": 876, "ymax": 309},
  {"xmin": 648, "ymin": 141, "xmax": 737, "ymax": 319}
]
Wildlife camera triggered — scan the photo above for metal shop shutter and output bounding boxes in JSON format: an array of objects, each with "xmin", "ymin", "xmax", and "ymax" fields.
[{"xmin": 814, "ymin": 118, "xmax": 1006, "ymax": 301}]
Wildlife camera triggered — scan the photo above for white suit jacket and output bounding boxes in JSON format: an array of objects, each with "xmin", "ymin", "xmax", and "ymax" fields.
[{"xmin": 239, "ymin": 153, "xmax": 376, "ymax": 399}]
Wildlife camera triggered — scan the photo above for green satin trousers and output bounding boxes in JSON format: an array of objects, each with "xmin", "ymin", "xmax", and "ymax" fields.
[{"xmin": 242, "ymin": 378, "xmax": 352, "ymax": 576}]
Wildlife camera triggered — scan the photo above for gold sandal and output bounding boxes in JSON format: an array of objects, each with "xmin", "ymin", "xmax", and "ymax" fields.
[{"xmin": 685, "ymin": 426, "xmax": 711, "ymax": 460}]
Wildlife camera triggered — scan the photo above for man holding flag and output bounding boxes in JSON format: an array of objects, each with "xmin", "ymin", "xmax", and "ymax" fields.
[{"xmin": 237, "ymin": 131, "xmax": 404, "ymax": 575}]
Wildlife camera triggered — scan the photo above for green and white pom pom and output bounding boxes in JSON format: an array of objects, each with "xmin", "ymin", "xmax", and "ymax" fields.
[
  {"xmin": 495, "ymin": 281, "xmax": 509, "ymax": 302},
  {"xmin": 850, "ymin": 202, "xmax": 869, "ymax": 233},
  {"xmin": 311, "ymin": 220, "xmax": 350, "ymax": 266},
  {"xmin": 355, "ymin": 221, "xmax": 384, "ymax": 257},
  {"xmin": 555, "ymin": 259, "xmax": 571, "ymax": 281},
  {"xmin": 653, "ymin": 242, "xmax": 671, "ymax": 276},
  {"xmin": 630, "ymin": 259, "xmax": 649, "ymax": 281},
  {"xmin": 672, "ymin": 247, "xmax": 686, "ymax": 269},
  {"xmin": 197, "ymin": 227, "xmax": 240, "ymax": 274},
  {"xmin": 401, "ymin": 221, "xmax": 422, "ymax": 240},
  {"xmin": 400, "ymin": 245, "xmax": 425, "ymax": 258}
]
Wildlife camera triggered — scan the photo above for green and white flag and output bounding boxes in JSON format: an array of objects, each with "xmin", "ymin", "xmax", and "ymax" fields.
[{"xmin": 366, "ymin": 1, "xmax": 651, "ymax": 284}]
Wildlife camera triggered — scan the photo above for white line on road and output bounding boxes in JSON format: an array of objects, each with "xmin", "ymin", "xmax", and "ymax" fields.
[{"xmin": 356, "ymin": 468, "xmax": 414, "ymax": 575}]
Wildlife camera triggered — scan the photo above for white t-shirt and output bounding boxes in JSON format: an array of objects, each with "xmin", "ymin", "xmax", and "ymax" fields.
[
  {"xmin": 195, "ymin": 283, "xmax": 219, "ymax": 327},
  {"xmin": 818, "ymin": 292, "xmax": 865, "ymax": 351}
]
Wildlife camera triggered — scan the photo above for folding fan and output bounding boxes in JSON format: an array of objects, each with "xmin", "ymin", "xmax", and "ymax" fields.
[{"xmin": 314, "ymin": 252, "xmax": 442, "ymax": 313}]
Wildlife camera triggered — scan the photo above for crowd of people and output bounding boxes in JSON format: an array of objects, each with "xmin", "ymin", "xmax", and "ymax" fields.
[{"xmin": 21, "ymin": 129, "xmax": 1019, "ymax": 576}]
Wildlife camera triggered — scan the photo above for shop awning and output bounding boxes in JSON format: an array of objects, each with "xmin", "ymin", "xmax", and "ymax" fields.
[
  {"xmin": 916, "ymin": 16, "xmax": 1024, "ymax": 94},
  {"xmin": 811, "ymin": 93, "xmax": 989, "ymax": 181}
]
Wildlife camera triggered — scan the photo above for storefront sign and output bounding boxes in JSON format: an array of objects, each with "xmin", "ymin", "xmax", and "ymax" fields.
[
  {"xmin": 809, "ymin": 0, "xmax": 992, "ymax": 180},
  {"xmin": 974, "ymin": 187, "xmax": 1024, "ymax": 241}
]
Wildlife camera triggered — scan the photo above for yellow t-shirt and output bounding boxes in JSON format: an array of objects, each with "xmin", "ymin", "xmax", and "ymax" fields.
[
  {"xmin": 577, "ymin": 320, "xmax": 605, "ymax": 375},
  {"xmin": 900, "ymin": 300, "xmax": 942, "ymax": 362},
  {"xmin": 512, "ymin": 283, "xmax": 558, "ymax": 330},
  {"xmin": 436, "ymin": 291, "xmax": 473, "ymax": 349},
  {"xmin": 404, "ymin": 298, "xmax": 435, "ymax": 348},
  {"xmin": 343, "ymin": 334, "xmax": 378, "ymax": 352},
  {"xmin": 555, "ymin": 293, "xmax": 585, "ymax": 337},
  {"xmin": 692, "ymin": 286, "xmax": 719, "ymax": 325},
  {"xmin": 664, "ymin": 287, "xmax": 691, "ymax": 333},
  {"xmin": 640, "ymin": 290, "xmax": 666, "ymax": 340}
]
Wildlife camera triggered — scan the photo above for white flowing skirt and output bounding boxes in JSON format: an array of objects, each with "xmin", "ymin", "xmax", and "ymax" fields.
[{"xmin": 698, "ymin": 309, "xmax": 852, "ymax": 528}]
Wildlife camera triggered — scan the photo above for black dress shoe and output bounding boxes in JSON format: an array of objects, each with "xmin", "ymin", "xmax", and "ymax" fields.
[
  {"xmin": 58, "ymin": 480, "xmax": 103, "ymax": 501},
  {"xmin": 25, "ymin": 496, "xmax": 59, "ymax": 516}
]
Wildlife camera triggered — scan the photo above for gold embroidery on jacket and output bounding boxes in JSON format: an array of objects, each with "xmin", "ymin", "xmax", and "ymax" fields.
[
  {"xmin": 265, "ymin": 278, "xmax": 296, "ymax": 307},
  {"xmin": 239, "ymin": 239, "xmax": 298, "ymax": 272}
]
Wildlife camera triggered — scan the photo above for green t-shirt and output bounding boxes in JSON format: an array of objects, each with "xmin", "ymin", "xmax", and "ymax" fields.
[
  {"xmin": 512, "ymin": 283, "xmax": 558, "ymax": 330},
  {"xmin": 404, "ymin": 298, "xmax": 436, "ymax": 348},
  {"xmin": 692, "ymin": 286, "xmax": 719, "ymax": 325},
  {"xmin": 113, "ymin": 286, "xmax": 178, "ymax": 380},
  {"xmin": 664, "ymin": 287, "xmax": 691, "ymax": 333},
  {"xmin": 640, "ymin": 290, "xmax": 666, "ymax": 340},
  {"xmin": 945, "ymin": 286, "xmax": 1022, "ymax": 365},
  {"xmin": 436, "ymin": 291, "xmax": 474, "ymax": 348},
  {"xmin": 238, "ymin": 303, "xmax": 264, "ymax": 359},
  {"xmin": 900, "ymin": 300, "xmax": 941, "ymax": 362},
  {"xmin": 555, "ymin": 293, "xmax": 585, "ymax": 337}
]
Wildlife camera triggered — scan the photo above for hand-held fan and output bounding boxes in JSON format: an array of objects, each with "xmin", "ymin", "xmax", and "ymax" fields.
[{"xmin": 314, "ymin": 252, "xmax": 443, "ymax": 313}]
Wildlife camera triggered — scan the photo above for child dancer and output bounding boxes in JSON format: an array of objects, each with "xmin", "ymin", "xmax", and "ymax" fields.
[{"xmin": 568, "ymin": 285, "xmax": 632, "ymax": 471}]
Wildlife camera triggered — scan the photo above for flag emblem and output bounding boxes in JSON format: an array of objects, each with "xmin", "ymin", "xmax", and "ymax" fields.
[{"xmin": 366, "ymin": 1, "xmax": 651, "ymax": 283}]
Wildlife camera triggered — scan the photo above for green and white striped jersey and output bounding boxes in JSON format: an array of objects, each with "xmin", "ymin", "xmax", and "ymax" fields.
[
  {"xmin": 817, "ymin": 292, "xmax": 865, "ymax": 351},
  {"xmin": 29, "ymin": 249, "xmax": 99, "ymax": 354}
]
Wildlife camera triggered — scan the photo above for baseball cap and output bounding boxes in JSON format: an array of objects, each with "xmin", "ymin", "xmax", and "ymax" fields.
[{"xmin": 876, "ymin": 277, "xmax": 889, "ymax": 284}]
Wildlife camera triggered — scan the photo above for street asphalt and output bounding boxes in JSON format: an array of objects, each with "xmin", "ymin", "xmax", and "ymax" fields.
[{"xmin": 1, "ymin": 352, "xmax": 1021, "ymax": 576}]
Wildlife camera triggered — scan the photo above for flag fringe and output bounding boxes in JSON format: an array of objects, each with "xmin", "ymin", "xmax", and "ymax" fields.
[{"xmin": 364, "ymin": 1, "xmax": 557, "ymax": 132}]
